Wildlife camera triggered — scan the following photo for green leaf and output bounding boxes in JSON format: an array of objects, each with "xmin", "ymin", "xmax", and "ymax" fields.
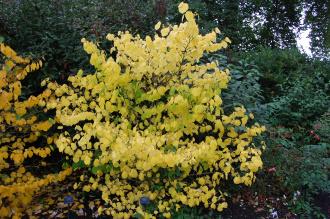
[
  {"xmin": 62, "ymin": 162, "xmax": 70, "ymax": 169},
  {"xmin": 135, "ymin": 88, "xmax": 143, "ymax": 99},
  {"xmin": 91, "ymin": 166, "xmax": 102, "ymax": 174},
  {"xmin": 201, "ymin": 161, "xmax": 208, "ymax": 170},
  {"xmin": 169, "ymin": 87, "xmax": 176, "ymax": 95},
  {"xmin": 164, "ymin": 145, "xmax": 177, "ymax": 153},
  {"xmin": 72, "ymin": 160, "xmax": 85, "ymax": 170},
  {"xmin": 132, "ymin": 212, "xmax": 143, "ymax": 219},
  {"xmin": 48, "ymin": 118, "xmax": 55, "ymax": 124},
  {"xmin": 151, "ymin": 183, "xmax": 164, "ymax": 191},
  {"xmin": 105, "ymin": 164, "xmax": 113, "ymax": 172}
]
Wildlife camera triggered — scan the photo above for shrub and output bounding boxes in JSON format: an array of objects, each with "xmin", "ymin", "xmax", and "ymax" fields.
[
  {"xmin": 241, "ymin": 47, "xmax": 330, "ymax": 101},
  {"xmin": 47, "ymin": 2, "xmax": 265, "ymax": 218},
  {"xmin": 0, "ymin": 43, "xmax": 71, "ymax": 218},
  {"xmin": 313, "ymin": 111, "xmax": 330, "ymax": 143},
  {"xmin": 201, "ymin": 53, "xmax": 264, "ymax": 115},
  {"xmin": 264, "ymin": 126, "xmax": 329, "ymax": 193},
  {"xmin": 261, "ymin": 125, "xmax": 329, "ymax": 218},
  {"xmin": 237, "ymin": 48, "xmax": 329, "ymax": 127},
  {"xmin": 265, "ymin": 73, "xmax": 329, "ymax": 127}
]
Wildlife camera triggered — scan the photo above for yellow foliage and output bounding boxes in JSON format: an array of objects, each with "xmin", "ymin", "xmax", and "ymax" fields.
[
  {"xmin": 47, "ymin": 2, "xmax": 265, "ymax": 217},
  {"xmin": 178, "ymin": 2, "xmax": 189, "ymax": 14},
  {"xmin": 0, "ymin": 43, "xmax": 71, "ymax": 217}
]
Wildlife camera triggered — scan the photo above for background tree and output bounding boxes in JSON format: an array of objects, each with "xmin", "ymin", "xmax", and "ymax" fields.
[{"xmin": 304, "ymin": 0, "xmax": 330, "ymax": 58}]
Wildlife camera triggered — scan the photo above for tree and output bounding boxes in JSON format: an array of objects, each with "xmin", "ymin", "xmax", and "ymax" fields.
[{"xmin": 304, "ymin": 0, "xmax": 330, "ymax": 58}]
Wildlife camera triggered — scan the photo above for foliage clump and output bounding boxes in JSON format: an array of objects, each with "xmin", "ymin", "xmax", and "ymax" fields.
[
  {"xmin": 0, "ymin": 43, "xmax": 72, "ymax": 218},
  {"xmin": 47, "ymin": 2, "xmax": 265, "ymax": 218}
]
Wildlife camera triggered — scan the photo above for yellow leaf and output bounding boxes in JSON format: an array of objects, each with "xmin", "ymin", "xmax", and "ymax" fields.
[
  {"xmin": 83, "ymin": 156, "xmax": 91, "ymax": 165},
  {"xmin": 178, "ymin": 2, "xmax": 189, "ymax": 14},
  {"xmin": 241, "ymin": 115, "xmax": 248, "ymax": 126},
  {"xmin": 185, "ymin": 11, "xmax": 194, "ymax": 22},
  {"xmin": 161, "ymin": 27, "xmax": 170, "ymax": 37},
  {"xmin": 83, "ymin": 185, "xmax": 91, "ymax": 192},
  {"xmin": 217, "ymin": 202, "xmax": 228, "ymax": 212},
  {"xmin": 224, "ymin": 37, "xmax": 232, "ymax": 43},
  {"xmin": 155, "ymin": 21, "xmax": 161, "ymax": 30},
  {"xmin": 233, "ymin": 176, "xmax": 241, "ymax": 184},
  {"xmin": 30, "ymin": 62, "xmax": 37, "ymax": 71},
  {"xmin": 73, "ymin": 183, "xmax": 78, "ymax": 189}
]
